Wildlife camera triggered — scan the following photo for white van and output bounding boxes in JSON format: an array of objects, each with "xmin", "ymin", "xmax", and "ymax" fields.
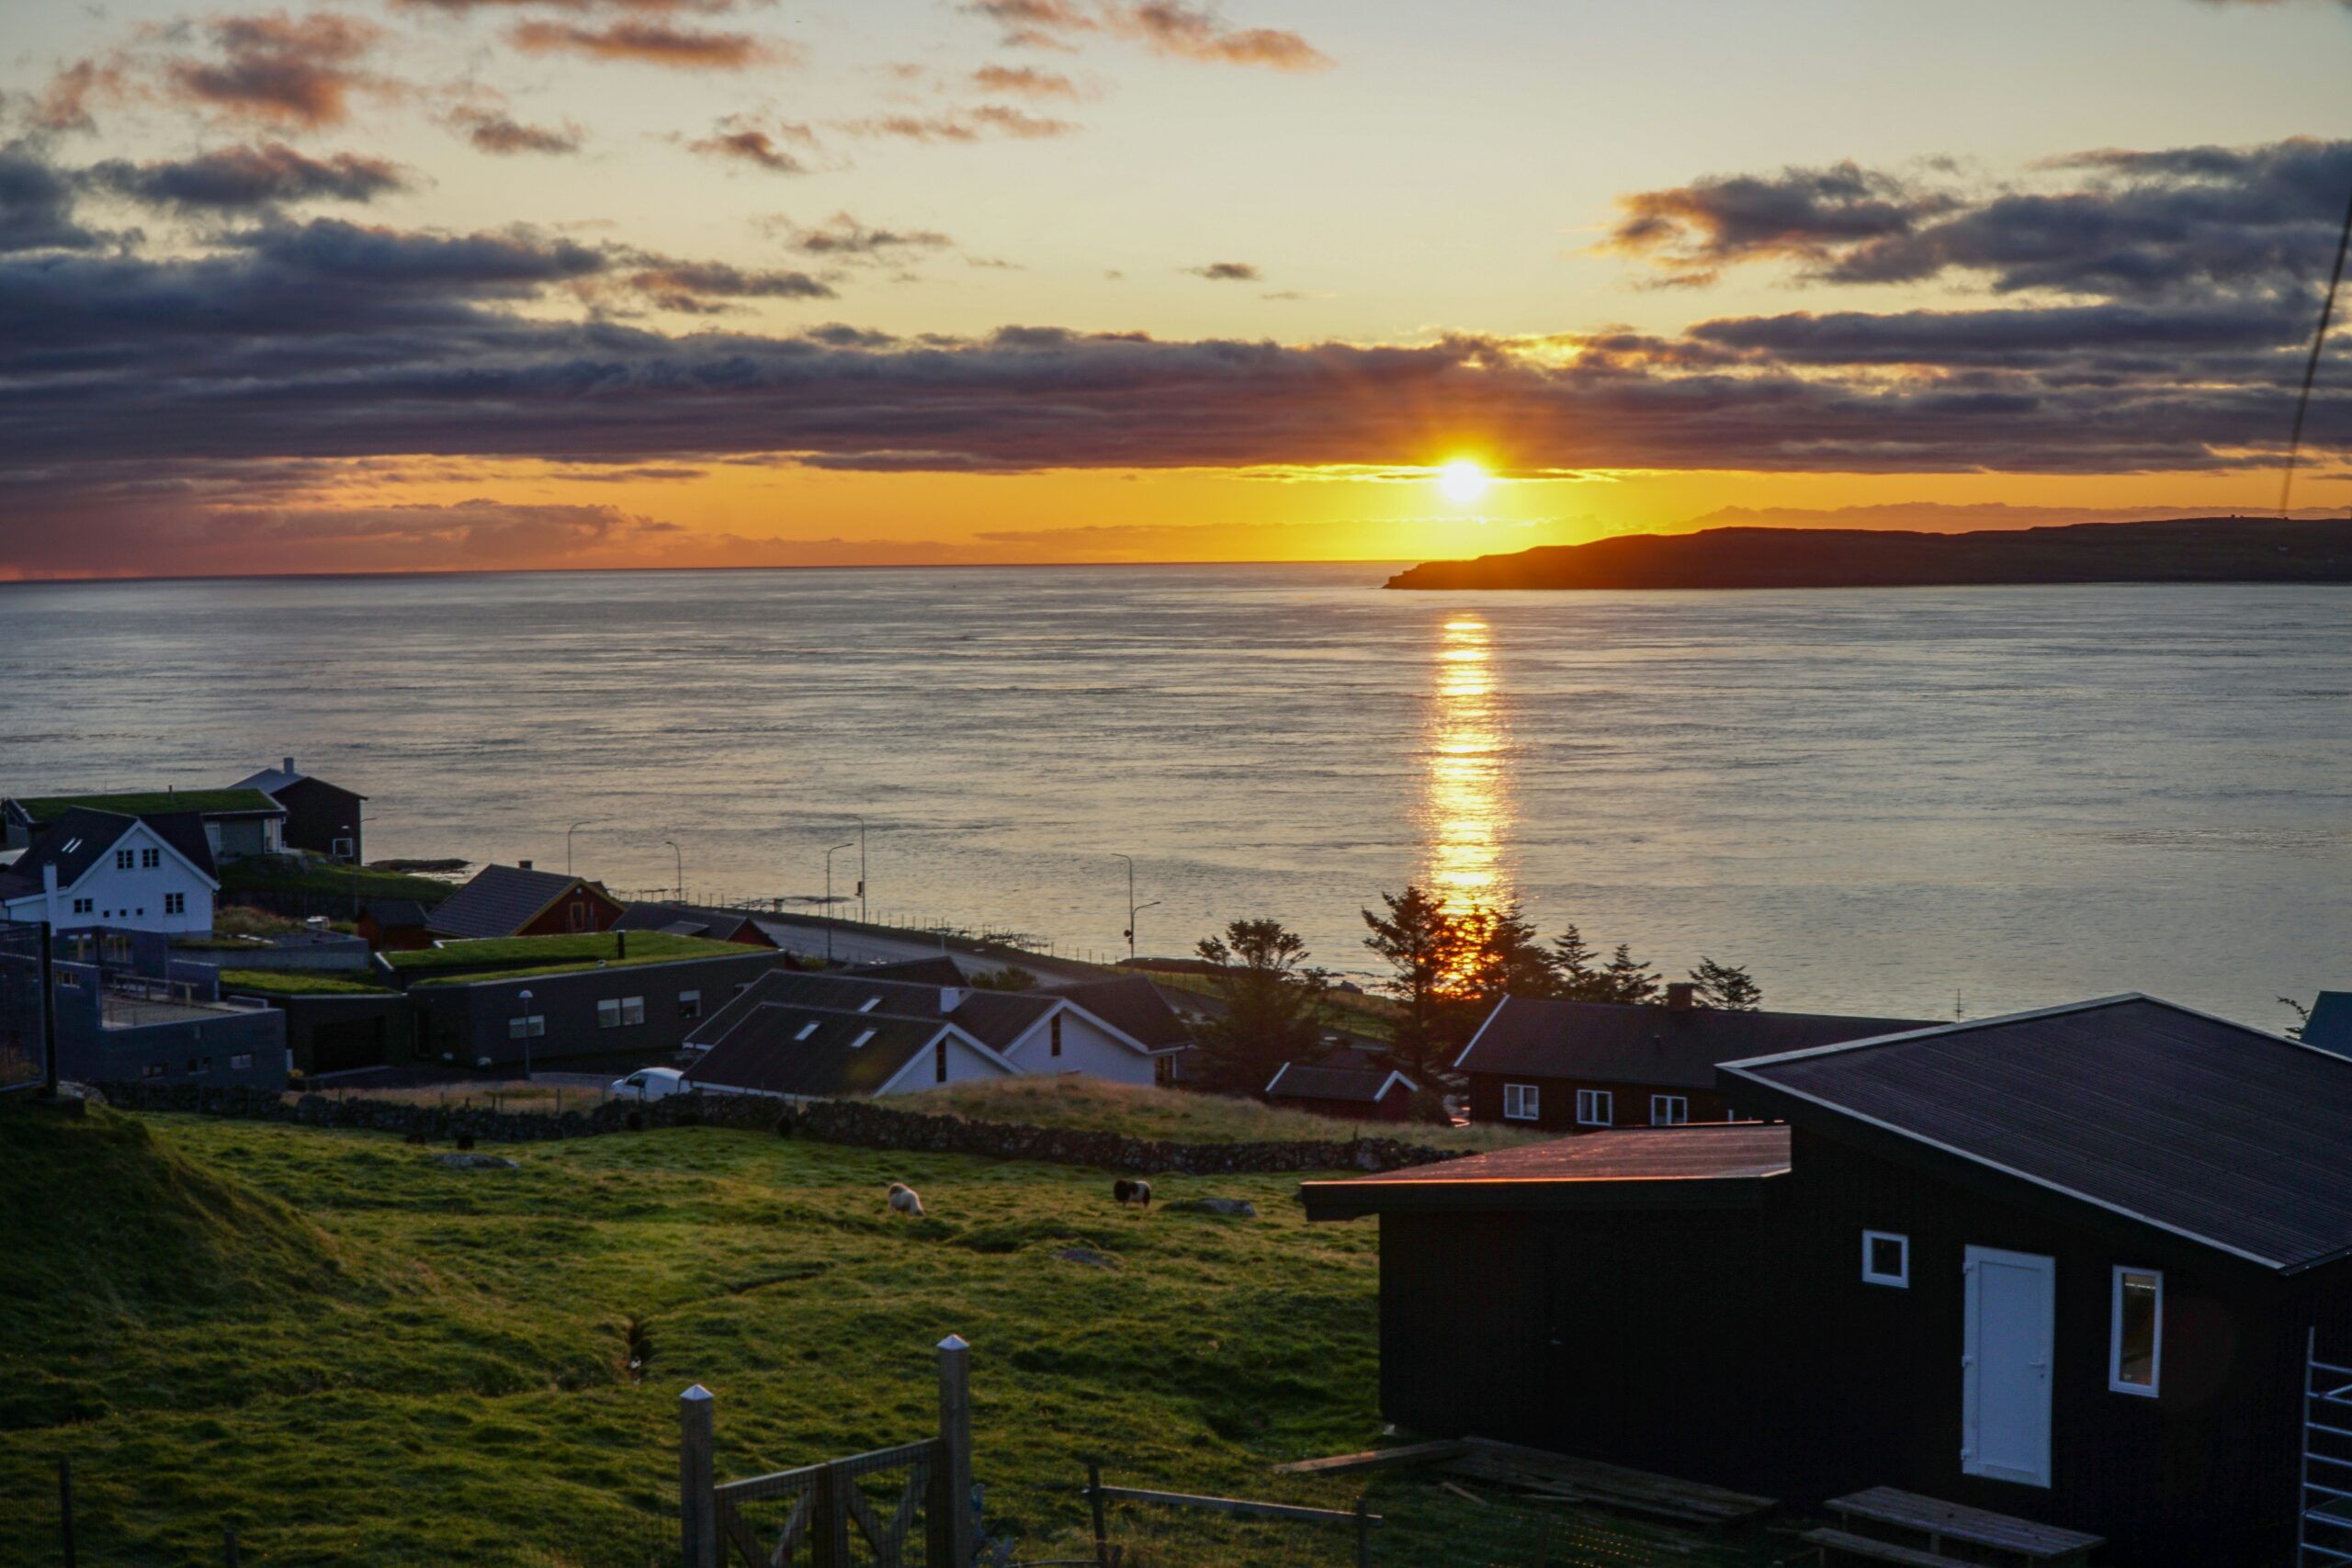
[{"xmin": 610, "ymin": 1066, "xmax": 687, "ymax": 1102}]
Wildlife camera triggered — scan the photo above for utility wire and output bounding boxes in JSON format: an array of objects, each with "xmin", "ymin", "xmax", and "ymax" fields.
[{"xmin": 2278, "ymin": 175, "xmax": 2352, "ymax": 517}]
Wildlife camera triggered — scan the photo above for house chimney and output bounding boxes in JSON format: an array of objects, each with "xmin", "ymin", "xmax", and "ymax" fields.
[
  {"xmin": 282, "ymin": 757, "xmax": 295, "ymax": 775},
  {"xmin": 616, "ymin": 930, "xmax": 628, "ymax": 960},
  {"xmin": 1667, "ymin": 982, "xmax": 1697, "ymax": 1011},
  {"xmin": 517, "ymin": 859, "xmax": 533, "ymax": 872},
  {"xmin": 941, "ymin": 986, "xmax": 967, "ymax": 1012}
]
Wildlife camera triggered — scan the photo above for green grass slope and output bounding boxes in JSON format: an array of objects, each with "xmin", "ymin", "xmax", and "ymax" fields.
[
  {"xmin": 896, "ymin": 1076, "xmax": 1541, "ymax": 1151},
  {"xmin": 0, "ymin": 1106, "xmax": 1768, "ymax": 1568}
]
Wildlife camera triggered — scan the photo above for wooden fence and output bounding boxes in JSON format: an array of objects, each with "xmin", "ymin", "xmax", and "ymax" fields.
[
  {"xmin": 679, "ymin": 1336, "xmax": 975, "ymax": 1568},
  {"xmin": 1082, "ymin": 1461, "xmax": 1376, "ymax": 1568}
]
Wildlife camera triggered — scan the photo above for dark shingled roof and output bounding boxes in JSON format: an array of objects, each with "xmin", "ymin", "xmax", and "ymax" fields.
[
  {"xmin": 1724, "ymin": 995, "xmax": 2352, "ymax": 1273},
  {"xmin": 1048, "ymin": 976, "xmax": 1194, "ymax": 1051},
  {"xmin": 3, "ymin": 808, "xmax": 144, "ymax": 896},
  {"xmin": 684, "ymin": 1004, "xmax": 954, "ymax": 1099},
  {"xmin": 1302, "ymin": 1124, "xmax": 1792, "ymax": 1220},
  {"xmin": 1265, "ymin": 1064, "xmax": 1416, "ymax": 1103},
  {"xmin": 942, "ymin": 988, "xmax": 1057, "ymax": 1052},
  {"xmin": 139, "ymin": 811, "xmax": 219, "ymax": 880},
  {"xmin": 361, "ymin": 898, "xmax": 430, "ymax": 931},
  {"xmin": 427, "ymin": 863, "xmax": 595, "ymax": 940},
  {"xmin": 1456, "ymin": 994, "xmax": 1935, "ymax": 1089},
  {"xmin": 854, "ymin": 955, "xmax": 978, "ymax": 987},
  {"xmin": 2304, "ymin": 991, "xmax": 2352, "ymax": 1058},
  {"xmin": 614, "ymin": 902, "xmax": 774, "ymax": 946}
]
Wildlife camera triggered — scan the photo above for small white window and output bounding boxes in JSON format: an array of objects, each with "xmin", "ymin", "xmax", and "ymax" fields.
[
  {"xmin": 1650, "ymin": 1094, "xmax": 1689, "ymax": 1126},
  {"xmin": 2110, "ymin": 1267, "xmax": 2163, "ymax": 1396},
  {"xmin": 72, "ymin": 897, "xmax": 94, "ymax": 915},
  {"xmin": 141, "ymin": 847, "xmax": 161, "ymax": 869},
  {"xmin": 1861, "ymin": 1230, "xmax": 1909, "ymax": 1288},
  {"xmin": 507, "ymin": 1014, "xmax": 545, "ymax": 1040},
  {"xmin": 1576, "ymin": 1089, "xmax": 1613, "ymax": 1126},
  {"xmin": 229, "ymin": 1053, "xmax": 253, "ymax": 1070},
  {"xmin": 678, "ymin": 989, "xmax": 702, "ymax": 1020},
  {"xmin": 620, "ymin": 996, "xmax": 645, "ymax": 1026},
  {"xmin": 794, "ymin": 1021, "xmax": 820, "ymax": 1041},
  {"xmin": 115, "ymin": 849, "xmax": 133, "ymax": 870},
  {"xmin": 859, "ymin": 996, "xmax": 882, "ymax": 1012},
  {"xmin": 164, "ymin": 893, "xmax": 186, "ymax": 915},
  {"xmin": 851, "ymin": 1029, "xmax": 876, "ymax": 1050},
  {"xmin": 597, "ymin": 999, "xmax": 622, "ymax": 1029},
  {"xmin": 1502, "ymin": 1082, "xmax": 1540, "ymax": 1122}
]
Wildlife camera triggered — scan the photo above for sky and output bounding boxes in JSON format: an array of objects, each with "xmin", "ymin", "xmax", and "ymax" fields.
[{"xmin": 4, "ymin": 0, "xmax": 2352, "ymax": 577}]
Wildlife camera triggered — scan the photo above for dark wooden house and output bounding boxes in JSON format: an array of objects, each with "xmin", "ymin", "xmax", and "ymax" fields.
[
  {"xmin": 233, "ymin": 759, "xmax": 366, "ymax": 862},
  {"xmin": 1305, "ymin": 996, "xmax": 2352, "ymax": 1567},
  {"xmin": 614, "ymin": 900, "xmax": 779, "ymax": 948},
  {"xmin": 355, "ymin": 897, "xmax": 435, "ymax": 953},
  {"xmin": 1264, "ymin": 1062, "xmax": 1418, "ymax": 1122},
  {"xmin": 426, "ymin": 862, "xmax": 623, "ymax": 941},
  {"xmin": 1453, "ymin": 986, "xmax": 1930, "ymax": 1132}
]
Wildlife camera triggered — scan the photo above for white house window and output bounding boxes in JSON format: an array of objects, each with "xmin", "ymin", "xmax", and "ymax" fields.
[
  {"xmin": 1502, "ymin": 1082, "xmax": 1540, "ymax": 1122},
  {"xmin": 164, "ymin": 893, "xmax": 186, "ymax": 916},
  {"xmin": 507, "ymin": 1014, "xmax": 545, "ymax": 1041},
  {"xmin": 1576, "ymin": 1089, "xmax": 1614, "ymax": 1126},
  {"xmin": 1650, "ymin": 1094, "xmax": 1689, "ymax": 1126},
  {"xmin": 859, "ymin": 996, "xmax": 882, "ymax": 1012},
  {"xmin": 72, "ymin": 898, "xmax": 94, "ymax": 915},
  {"xmin": 794, "ymin": 1021, "xmax": 819, "ymax": 1041},
  {"xmin": 597, "ymin": 997, "xmax": 645, "ymax": 1028},
  {"xmin": 851, "ymin": 1029, "xmax": 876, "ymax": 1050},
  {"xmin": 229, "ymin": 1053, "xmax": 254, "ymax": 1071},
  {"xmin": 141, "ymin": 847, "xmax": 161, "ymax": 869},
  {"xmin": 621, "ymin": 996, "xmax": 644, "ymax": 1025},
  {"xmin": 1861, "ymin": 1230, "xmax": 1910, "ymax": 1289},
  {"xmin": 2110, "ymin": 1268, "xmax": 2163, "ymax": 1396},
  {"xmin": 115, "ymin": 849, "xmax": 134, "ymax": 870},
  {"xmin": 678, "ymin": 990, "xmax": 702, "ymax": 1021}
]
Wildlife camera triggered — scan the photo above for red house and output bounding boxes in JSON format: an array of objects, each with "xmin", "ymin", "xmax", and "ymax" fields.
[
  {"xmin": 1264, "ymin": 1062, "xmax": 1419, "ymax": 1122},
  {"xmin": 425, "ymin": 862, "xmax": 624, "ymax": 942},
  {"xmin": 1455, "ymin": 985, "xmax": 1931, "ymax": 1133}
]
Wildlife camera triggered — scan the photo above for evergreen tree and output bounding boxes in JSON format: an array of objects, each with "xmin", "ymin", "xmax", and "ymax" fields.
[
  {"xmin": 1549, "ymin": 923, "xmax": 1606, "ymax": 999},
  {"xmin": 1192, "ymin": 919, "xmax": 1332, "ymax": 1093},
  {"xmin": 1600, "ymin": 942, "xmax": 1661, "ymax": 1005},
  {"xmin": 1362, "ymin": 885, "xmax": 1463, "ymax": 1080},
  {"xmin": 1690, "ymin": 956, "xmax": 1763, "ymax": 1011},
  {"xmin": 1456, "ymin": 900, "xmax": 1558, "ymax": 1003}
]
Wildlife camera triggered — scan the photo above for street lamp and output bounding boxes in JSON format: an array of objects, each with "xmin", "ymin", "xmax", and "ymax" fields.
[
  {"xmin": 823, "ymin": 842, "xmax": 854, "ymax": 964},
  {"xmin": 1127, "ymin": 900, "xmax": 1162, "ymax": 964},
  {"xmin": 567, "ymin": 820, "xmax": 598, "ymax": 878},
  {"xmin": 516, "ymin": 988, "xmax": 536, "ymax": 1080},
  {"xmin": 663, "ymin": 840, "xmax": 684, "ymax": 904},
  {"xmin": 1112, "ymin": 854, "xmax": 1155, "ymax": 964},
  {"xmin": 851, "ymin": 815, "xmax": 867, "ymax": 926}
]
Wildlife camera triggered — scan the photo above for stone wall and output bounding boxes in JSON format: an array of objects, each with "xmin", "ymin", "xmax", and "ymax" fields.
[{"xmin": 90, "ymin": 1082, "xmax": 1467, "ymax": 1174}]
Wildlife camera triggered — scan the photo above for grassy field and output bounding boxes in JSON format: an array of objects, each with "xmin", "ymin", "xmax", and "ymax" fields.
[
  {"xmin": 219, "ymin": 858, "xmax": 459, "ymax": 905},
  {"xmin": 894, "ymin": 1077, "xmax": 1543, "ymax": 1152},
  {"xmin": 0, "ymin": 1103, "xmax": 1772, "ymax": 1568}
]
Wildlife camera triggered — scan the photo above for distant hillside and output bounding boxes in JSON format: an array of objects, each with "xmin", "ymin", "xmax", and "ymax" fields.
[{"xmin": 1385, "ymin": 517, "xmax": 2352, "ymax": 591}]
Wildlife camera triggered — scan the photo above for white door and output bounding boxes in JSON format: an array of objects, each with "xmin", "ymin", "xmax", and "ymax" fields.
[{"xmin": 1962, "ymin": 1247, "xmax": 2054, "ymax": 1488}]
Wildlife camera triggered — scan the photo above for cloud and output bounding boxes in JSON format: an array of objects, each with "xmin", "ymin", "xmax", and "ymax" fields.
[
  {"xmin": 25, "ymin": 59, "xmax": 127, "ymax": 134},
  {"xmin": 164, "ymin": 12, "xmax": 390, "ymax": 129},
  {"xmin": 839, "ymin": 105, "xmax": 1078, "ymax": 141},
  {"xmin": 1187, "ymin": 260, "xmax": 1260, "ymax": 280},
  {"xmin": 786, "ymin": 212, "xmax": 954, "ymax": 262},
  {"xmin": 452, "ymin": 110, "xmax": 584, "ymax": 155},
  {"xmin": 966, "ymin": 2, "xmax": 1329, "ymax": 69},
  {"xmin": 971, "ymin": 64, "xmax": 1085, "ymax": 97},
  {"xmin": 689, "ymin": 117, "xmax": 816, "ymax": 172},
  {"xmin": 0, "ymin": 141, "xmax": 106, "ymax": 252},
  {"xmin": 625, "ymin": 260, "xmax": 835, "ymax": 312},
  {"xmin": 509, "ymin": 19, "xmax": 787, "ymax": 68},
  {"xmin": 88, "ymin": 142, "xmax": 409, "ymax": 211},
  {"xmin": 1612, "ymin": 139, "xmax": 2352, "ymax": 302}
]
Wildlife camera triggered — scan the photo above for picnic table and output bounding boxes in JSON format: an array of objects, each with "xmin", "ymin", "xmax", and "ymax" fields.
[{"xmin": 1814, "ymin": 1486, "xmax": 2103, "ymax": 1565}]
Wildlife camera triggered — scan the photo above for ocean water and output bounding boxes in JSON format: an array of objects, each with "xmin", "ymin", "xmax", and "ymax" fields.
[{"xmin": 0, "ymin": 564, "xmax": 2345, "ymax": 1027}]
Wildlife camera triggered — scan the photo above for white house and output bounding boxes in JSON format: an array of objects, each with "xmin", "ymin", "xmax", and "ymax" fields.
[{"xmin": 0, "ymin": 808, "xmax": 217, "ymax": 935}]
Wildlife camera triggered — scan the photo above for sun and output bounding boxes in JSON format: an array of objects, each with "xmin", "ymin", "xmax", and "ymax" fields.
[{"xmin": 1436, "ymin": 457, "xmax": 1491, "ymax": 504}]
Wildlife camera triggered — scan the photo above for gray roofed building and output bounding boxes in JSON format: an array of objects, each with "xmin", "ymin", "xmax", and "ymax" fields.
[
  {"xmin": 2303, "ymin": 991, "xmax": 2352, "ymax": 1058},
  {"xmin": 613, "ymin": 901, "xmax": 777, "ymax": 947},
  {"xmin": 426, "ymin": 863, "xmax": 622, "ymax": 941},
  {"xmin": 1046, "ymin": 976, "xmax": 1194, "ymax": 1052},
  {"xmin": 0, "ymin": 807, "xmax": 143, "ymax": 900},
  {"xmin": 683, "ymin": 1005, "xmax": 991, "ymax": 1099},
  {"xmin": 853, "ymin": 955, "xmax": 980, "ymax": 987},
  {"xmin": 1266, "ymin": 1063, "xmax": 1418, "ymax": 1104},
  {"xmin": 1459, "ymin": 994, "xmax": 1935, "ymax": 1089},
  {"xmin": 1724, "ymin": 994, "xmax": 2352, "ymax": 1272}
]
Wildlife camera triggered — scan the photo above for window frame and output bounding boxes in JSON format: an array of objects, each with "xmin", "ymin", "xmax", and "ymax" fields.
[
  {"xmin": 1650, "ymin": 1094, "xmax": 1690, "ymax": 1126},
  {"xmin": 2109, "ymin": 1266, "xmax": 2163, "ymax": 1397},
  {"xmin": 678, "ymin": 989, "xmax": 703, "ymax": 1021},
  {"xmin": 507, "ymin": 1013, "xmax": 545, "ymax": 1041},
  {"xmin": 115, "ymin": 848, "xmax": 134, "ymax": 870},
  {"xmin": 1575, "ymin": 1089, "xmax": 1614, "ymax": 1127},
  {"xmin": 1861, "ymin": 1229, "xmax": 1910, "ymax": 1289},
  {"xmin": 1501, "ymin": 1082, "xmax": 1540, "ymax": 1122},
  {"xmin": 164, "ymin": 892, "xmax": 187, "ymax": 916},
  {"xmin": 229, "ymin": 1053, "xmax": 253, "ymax": 1071}
]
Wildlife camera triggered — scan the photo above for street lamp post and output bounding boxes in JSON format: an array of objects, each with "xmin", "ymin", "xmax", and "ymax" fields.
[
  {"xmin": 1128, "ymin": 900, "xmax": 1162, "ymax": 964},
  {"xmin": 1112, "ymin": 854, "xmax": 1151, "ymax": 964},
  {"xmin": 824, "ymin": 841, "xmax": 854, "ymax": 965},
  {"xmin": 517, "ymin": 988, "xmax": 535, "ymax": 1080},
  {"xmin": 852, "ymin": 815, "xmax": 867, "ymax": 927},
  {"xmin": 663, "ymin": 840, "xmax": 684, "ymax": 904},
  {"xmin": 567, "ymin": 821, "xmax": 597, "ymax": 878}
]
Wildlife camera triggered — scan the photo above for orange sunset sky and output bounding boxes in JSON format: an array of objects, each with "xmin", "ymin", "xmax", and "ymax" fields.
[{"xmin": 3, "ymin": 0, "xmax": 2351, "ymax": 577}]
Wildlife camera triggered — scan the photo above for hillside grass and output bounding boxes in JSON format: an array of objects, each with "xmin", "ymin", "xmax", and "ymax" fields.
[
  {"xmin": 220, "ymin": 857, "xmax": 458, "ymax": 904},
  {"xmin": 219, "ymin": 968, "xmax": 395, "ymax": 997},
  {"xmin": 896, "ymin": 1077, "xmax": 1544, "ymax": 1152},
  {"xmin": 0, "ymin": 1103, "xmax": 1766, "ymax": 1568},
  {"xmin": 386, "ymin": 931, "xmax": 746, "ymax": 983}
]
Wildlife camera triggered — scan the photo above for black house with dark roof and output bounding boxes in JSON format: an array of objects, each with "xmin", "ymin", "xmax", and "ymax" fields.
[
  {"xmin": 1306, "ymin": 996, "xmax": 2352, "ymax": 1567},
  {"xmin": 1453, "ymin": 988, "xmax": 1932, "ymax": 1132}
]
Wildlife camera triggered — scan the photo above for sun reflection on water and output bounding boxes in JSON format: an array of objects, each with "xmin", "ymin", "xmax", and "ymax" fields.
[{"xmin": 1422, "ymin": 615, "xmax": 1510, "ymax": 912}]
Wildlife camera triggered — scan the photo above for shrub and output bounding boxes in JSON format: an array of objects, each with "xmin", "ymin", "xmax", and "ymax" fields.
[{"xmin": 454, "ymin": 1131, "xmax": 476, "ymax": 1152}]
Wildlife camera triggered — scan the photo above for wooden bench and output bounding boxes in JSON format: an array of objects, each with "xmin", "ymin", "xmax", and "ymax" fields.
[
  {"xmin": 1824, "ymin": 1487, "xmax": 2103, "ymax": 1566},
  {"xmin": 1802, "ymin": 1526, "xmax": 1972, "ymax": 1567}
]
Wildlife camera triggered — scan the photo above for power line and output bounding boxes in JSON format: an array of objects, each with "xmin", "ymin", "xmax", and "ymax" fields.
[{"xmin": 2278, "ymin": 174, "xmax": 2352, "ymax": 517}]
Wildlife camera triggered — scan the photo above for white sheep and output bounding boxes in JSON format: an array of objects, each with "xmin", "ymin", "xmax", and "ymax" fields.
[{"xmin": 888, "ymin": 1181, "xmax": 925, "ymax": 1218}]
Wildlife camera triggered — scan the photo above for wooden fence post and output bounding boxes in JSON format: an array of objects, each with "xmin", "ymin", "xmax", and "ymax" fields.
[
  {"xmin": 938, "ymin": 1336, "xmax": 974, "ymax": 1567},
  {"xmin": 1353, "ymin": 1495, "xmax": 1372, "ymax": 1568},
  {"xmin": 1087, "ymin": 1460, "xmax": 1108, "ymax": 1568},
  {"xmin": 223, "ymin": 1527, "xmax": 240, "ymax": 1568},
  {"xmin": 680, "ymin": 1384, "xmax": 717, "ymax": 1568},
  {"xmin": 820, "ymin": 1460, "xmax": 853, "ymax": 1568}
]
